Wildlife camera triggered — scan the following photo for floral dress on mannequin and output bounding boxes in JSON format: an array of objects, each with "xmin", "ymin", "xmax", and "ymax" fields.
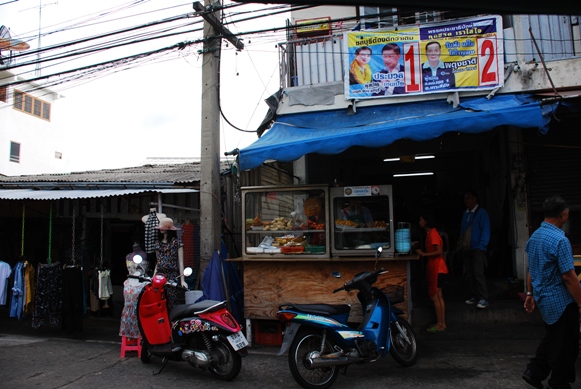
[
  {"xmin": 119, "ymin": 279, "xmax": 147, "ymax": 338},
  {"xmin": 119, "ymin": 248, "xmax": 149, "ymax": 338}
]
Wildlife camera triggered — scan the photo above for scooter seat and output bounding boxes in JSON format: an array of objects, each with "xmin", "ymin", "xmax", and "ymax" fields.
[
  {"xmin": 170, "ymin": 300, "xmax": 225, "ymax": 321},
  {"xmin": 284, "ymin": 303, "xmax": 351, "ymax": 316}
]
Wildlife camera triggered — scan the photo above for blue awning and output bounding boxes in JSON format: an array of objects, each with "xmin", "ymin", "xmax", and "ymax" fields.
[{"xmin": 239, "ymin": 94, "xmax": 555, "ymax": 170}]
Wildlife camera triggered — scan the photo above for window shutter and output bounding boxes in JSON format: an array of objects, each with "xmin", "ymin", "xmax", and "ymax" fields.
[
  {"xmin": 42, "ymin": 102, "xmax": 51, "ymax": 120},
  {"xmin": 33, "ymin": 99, "xmax": 42, "ymax": 117},
  {"xmin": 24, "ymin": 95, "xmax": 32, "ymax": 113},
  {"xmin": 13, "ymin": 90, "xmax": 23, "ymax": 110},
  {"xmin": 10, "ymin": 142, "xmax": 20, "ymax": 163}
]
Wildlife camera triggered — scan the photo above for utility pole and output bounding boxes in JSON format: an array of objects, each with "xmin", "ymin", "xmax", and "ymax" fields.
[{"xmin": 195, "ymin": 1, "xmax": 244, "ymax": 276}]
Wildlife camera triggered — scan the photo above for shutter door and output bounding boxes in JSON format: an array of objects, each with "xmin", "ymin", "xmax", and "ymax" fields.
[{"xmin": 523, "ymin": 121, "xmax": 581, "ymax": 211}]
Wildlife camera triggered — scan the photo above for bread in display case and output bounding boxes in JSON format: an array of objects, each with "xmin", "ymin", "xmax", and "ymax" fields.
[
  {"xmin": 242, "ymin": 185, "xmax": 329, "ymax": 258},
  {"xmin": 330, "ymin": 185, "xmax": 394, "ymax": 257}
]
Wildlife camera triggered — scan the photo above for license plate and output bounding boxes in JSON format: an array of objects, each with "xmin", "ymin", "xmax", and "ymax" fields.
[{"xmin": 227, "ymin": 331, "xmax": 249, "ymax": 351}]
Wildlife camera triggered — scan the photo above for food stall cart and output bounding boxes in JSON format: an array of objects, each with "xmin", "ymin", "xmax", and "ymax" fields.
[{"xmin": 231, "ymin": 184, "xmax": 419, "ymax": 345}]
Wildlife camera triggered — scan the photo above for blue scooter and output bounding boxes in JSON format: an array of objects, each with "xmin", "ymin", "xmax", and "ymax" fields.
[{"xmin": 276, "ymin": 247, "xmax": 418, "ymax": 389}]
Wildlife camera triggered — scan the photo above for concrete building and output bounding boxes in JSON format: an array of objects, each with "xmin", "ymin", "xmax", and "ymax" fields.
[
  {"xmin": 239, "ymin": 7, "xmax": 581, "ymax": 287},
  {"xmin": 0, "ymin": 69, "xmax": 67, "ymax": 176}
]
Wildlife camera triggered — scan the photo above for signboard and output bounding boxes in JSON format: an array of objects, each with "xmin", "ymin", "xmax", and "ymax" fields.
[
  {"xmin": 343, "ymin": 15, "xmax": 503, "ymax": 99},
  {"xmin": 342, "ymin": 185, "xmax": 381, "ymax": 197},
  {"xmin": 296, "ymin": 17, "xmax": 332, "ymax": 37}
]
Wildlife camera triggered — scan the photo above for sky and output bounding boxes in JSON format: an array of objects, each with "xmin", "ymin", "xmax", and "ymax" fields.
[{"xmin": 1, "ymin": 0, "xmax": 288, "ymax": 172}]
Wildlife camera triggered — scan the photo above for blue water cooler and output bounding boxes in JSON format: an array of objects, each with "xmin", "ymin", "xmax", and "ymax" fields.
[{"xmin": 394, "ymin": 222, "xmax": 411, "ymax": 254}]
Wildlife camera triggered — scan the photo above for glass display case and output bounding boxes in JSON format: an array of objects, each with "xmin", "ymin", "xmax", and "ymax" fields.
[
  {"xmin": 242, "ymin": 185, "xmax": 330, "ymax": 258},
  {"xmin": 330, "ymin": 185, "xmax": 394, "ymax": 257}
]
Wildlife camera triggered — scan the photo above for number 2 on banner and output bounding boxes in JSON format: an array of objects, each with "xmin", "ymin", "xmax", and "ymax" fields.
[
  {"xmin": 403, "ymin": 42, "xmax": 421, "ymax": 93},
  {"xmin": 478, "ymin": 38, "xmax": 498, "ymax": 86}
]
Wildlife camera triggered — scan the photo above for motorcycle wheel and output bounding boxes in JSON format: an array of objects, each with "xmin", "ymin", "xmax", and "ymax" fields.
[
  {"xmin": 140, "ymin": 338, "xmax": 152, "ymax": 364},
  {"xmin": 208, "ymin": 337, "xmax": 242, "ymax": 381},
  {"xmin": 389, "ymin": 317, "xmax": 418, "ymax": 367},
  {"xmin": 288, "ymin": 329, "xmax": 339, "ymax": 389}
]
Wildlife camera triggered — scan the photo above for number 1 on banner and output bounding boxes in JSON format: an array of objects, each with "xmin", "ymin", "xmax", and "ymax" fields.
[
  {"xmin": 478, "ymin": 37, "xmax": 498, "ymax": 86},
  {"xmin": 403, "ymin": 42, "xmax": 421, "ymax": 93}
]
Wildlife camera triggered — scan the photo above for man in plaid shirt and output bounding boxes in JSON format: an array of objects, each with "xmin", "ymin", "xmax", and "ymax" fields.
[{"xmin": 522, "ymin": 195, "xmax": 581, "ymax": 389}]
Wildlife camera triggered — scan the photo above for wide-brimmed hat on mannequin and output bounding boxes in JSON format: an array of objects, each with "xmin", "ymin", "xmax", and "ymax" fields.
[
  {"xmin": 154, "ymin": 217, "xmax": 180, "ymax": 231},
  {"xmin": 141, "ymin": 209, "xmax": 166, "ymax": 224}
]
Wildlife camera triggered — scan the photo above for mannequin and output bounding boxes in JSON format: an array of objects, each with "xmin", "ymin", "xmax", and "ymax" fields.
[
  {"xmin": 153, "ymin": 218, "xmax": 187, "ymax": 313},
  {"xmin": 119, "ymin": 243, "xmax": 149, "ymax": 339},
  {"xmin": 125, "ymin": 243, "xmax": 149, "ymax": 278}
]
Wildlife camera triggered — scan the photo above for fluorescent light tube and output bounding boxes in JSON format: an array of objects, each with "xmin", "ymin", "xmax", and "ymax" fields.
[{"xmin": 393, "ymin": 172, "xmax": 434, "ymax": 177}]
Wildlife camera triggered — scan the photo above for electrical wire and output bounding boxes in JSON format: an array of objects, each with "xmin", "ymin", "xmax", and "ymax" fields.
[{"xmin": 1, "ymin": 3, "xmax": 559, "ymax": 118}]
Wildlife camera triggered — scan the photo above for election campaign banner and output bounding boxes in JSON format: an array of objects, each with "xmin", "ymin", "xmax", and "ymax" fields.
[{"xmin": 344, "ymin": 15, "xmax": 504, "ymax": 100}]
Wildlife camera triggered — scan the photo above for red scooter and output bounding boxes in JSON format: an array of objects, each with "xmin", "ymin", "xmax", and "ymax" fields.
[{"xmin": 133, "ymin": 258, "xmax": 248, "ymax": 380}]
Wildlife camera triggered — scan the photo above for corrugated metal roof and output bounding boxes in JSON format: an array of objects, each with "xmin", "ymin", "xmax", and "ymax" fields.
[
  {"xmin": 0, "ymin": 188, "xmax": 199, "ymax": 201},
  {"xmin": 0, "ymin": 161, "xmax": 232, "ymax": 186}
]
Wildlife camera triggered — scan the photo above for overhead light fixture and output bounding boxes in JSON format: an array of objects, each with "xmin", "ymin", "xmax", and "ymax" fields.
[
  {"xmin": 393, "ymin": 172, "xmax": 434, "ymax": 177},
  {"xmin": 383, "ymin": 154, "xmax": 435, "ymax": 162}
]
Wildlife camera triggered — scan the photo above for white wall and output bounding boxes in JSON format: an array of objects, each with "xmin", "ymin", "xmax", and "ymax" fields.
[
  {"xmin": 291, "ymin": 6, "xmax": 355, "ymax": 24},
  {"xmin": 0, "ymin": 73, "xmax": 67, "ymax": 176}
]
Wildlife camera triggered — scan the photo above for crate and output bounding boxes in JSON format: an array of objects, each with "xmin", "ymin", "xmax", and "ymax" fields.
[{"xmin": 253, "ymin": 320, "xmax": 283, "ymax": 346}]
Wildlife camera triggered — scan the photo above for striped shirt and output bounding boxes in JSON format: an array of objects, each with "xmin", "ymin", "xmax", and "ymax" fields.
[{"xmin": 525, "ymin": 221, "xmax": 575, "ymax": 325}]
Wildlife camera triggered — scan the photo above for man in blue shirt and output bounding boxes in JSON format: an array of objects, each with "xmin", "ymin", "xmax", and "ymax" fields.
[
  {"xmin": 461, "ymin": 190, "xmax": 491, "ymax": 308},
  {"xmin": 523, "ymin": 195, "xmax": 581, "ymax": 389}
]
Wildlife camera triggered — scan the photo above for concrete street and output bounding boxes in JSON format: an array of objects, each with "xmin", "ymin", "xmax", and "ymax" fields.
[{"xmin": 1, "ymin": 311, "xmax": 579, "ymax": 389}]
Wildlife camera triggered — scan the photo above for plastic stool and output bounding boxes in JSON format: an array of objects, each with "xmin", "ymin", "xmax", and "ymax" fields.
[{"xmin": 120, "ymin": 336, "xmax": 142, "ymax": 358}]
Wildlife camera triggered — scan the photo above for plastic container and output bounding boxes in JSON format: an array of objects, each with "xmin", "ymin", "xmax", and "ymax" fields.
[
  {"xmin": 395, "ymin": 222, "xmax": 411, "ymax": 253},
  {"xmin": 281, "ymin": 245, "xmax": 305, "ymax": 254},
  {"xmin": 185, "ymin": 290, "xmax": 203, "ymax": 304},
  {"xmin": 253, "ymin": 320, "xmax": 283, "ymax": 346},
  {"xmin": 305, "ymin": 245, "xmax": 325, "ymax": 254}
]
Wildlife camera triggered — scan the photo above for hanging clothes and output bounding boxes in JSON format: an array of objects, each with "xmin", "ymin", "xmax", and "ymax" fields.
[
  {"xmin": 98, "ymin": 269, "xmax": 113, "ymax": 300},
  {"xmin": 0, "ymin": 260, "xmax": 12, "ymax": 305},
  {"xmin": 89, "ymin": 270, "xmax": 100, "ymax": 313},
  {"xmin": 144, "ymin": 210, "xmax": 160, "ymax": 256},
  {"xmin": 32, "ymin": 262, "xmax": 62, "ymax": 329},
  {"xmin": 175, "ymin": 220, "xmax": 184, "ymax": 240},
  {"xmin": 9, "ymin": 262, "xmax": 24, "ymax": 319},
  {"xmin": 119, "ymin": 278, "xmax": 147, "ymax": 338},
  {"xmin": 23, "ymin": 261, "xmax": 35, "ymax": 316}
]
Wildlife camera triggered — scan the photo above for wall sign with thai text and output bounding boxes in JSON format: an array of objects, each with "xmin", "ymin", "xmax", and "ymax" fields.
[{"xmin": 343, "ymin": 15, "xmax": 504, "ymax": 100}]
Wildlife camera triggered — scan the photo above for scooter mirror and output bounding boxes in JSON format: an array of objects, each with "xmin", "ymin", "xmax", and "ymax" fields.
[
  {"xmin": 183, "ymin": 267, "xmax": 193, "ymax": 277},
  {"xmin": 375, "ymin": 246, "xmax": 383, "ymax": 259},
  {"xmin": 330, "ymin": 271, "xmax": 341, "ymax": 278},
  {"xmin": 133, "ymin": 254, "xmax": 143, "ymax": 264}
]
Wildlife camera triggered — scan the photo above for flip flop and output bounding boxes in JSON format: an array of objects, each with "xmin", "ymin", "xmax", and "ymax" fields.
[{"xmin": 426, "ymin": 326, "xmax": 446, "ymax": 333}]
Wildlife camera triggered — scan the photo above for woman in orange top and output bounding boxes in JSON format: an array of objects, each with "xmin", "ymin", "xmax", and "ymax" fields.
[{"xmin": 415, "ymin": 211, "xmax": 448, "ymax": 333}]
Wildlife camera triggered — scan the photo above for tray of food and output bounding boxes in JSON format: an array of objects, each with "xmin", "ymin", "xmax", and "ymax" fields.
[{"xmin": 281, "ymin": 245, "xmax": 305, "ymax": 254}]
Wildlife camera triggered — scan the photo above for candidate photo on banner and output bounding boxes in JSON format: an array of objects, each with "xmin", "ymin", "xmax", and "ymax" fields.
[
  {"xmin": 418, "ymin": 16, "xmax": 503, "ymax": 93},
  {"xmin": 344, "ymin": 28, "xmax": 417, "ymax": 99},
  {"xmin": 372, "ymin": 43, "xmax": 406, "ymax": 97},
  {"xmin": 421, "ymin": 40, "xmax": 456, "ymax": 92},
  {"xmin": 343, "ymin": 15, "xmax": 503, "ymax": 100}
]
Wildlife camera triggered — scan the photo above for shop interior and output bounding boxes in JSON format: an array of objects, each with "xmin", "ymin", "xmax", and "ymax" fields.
[{"xmin": 306, "ymin": 128, "xmax": 521, "ymax": 304}]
